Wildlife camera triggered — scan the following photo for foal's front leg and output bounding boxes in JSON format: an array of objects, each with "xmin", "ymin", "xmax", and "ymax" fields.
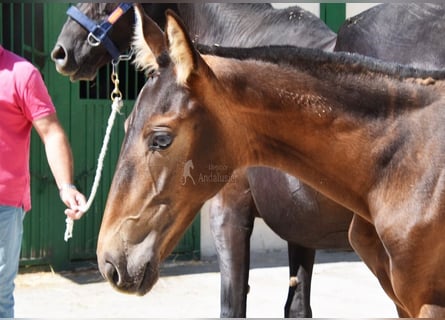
[
  {"xmin": 373, "ymin": 206, "xmax": 445, "ymax": 317},
  {"xmin": 208, "ymin": 173, "xmax": 255, "ymax": 318},
  {"xmin": 348, "ymin": 214, "xmax": 406, "ymax": 316}
]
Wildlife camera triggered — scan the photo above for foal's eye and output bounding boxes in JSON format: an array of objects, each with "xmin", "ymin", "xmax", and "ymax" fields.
[{"xmin": 149, "ymin": 131, "xmax": 173, "ymax": 151}]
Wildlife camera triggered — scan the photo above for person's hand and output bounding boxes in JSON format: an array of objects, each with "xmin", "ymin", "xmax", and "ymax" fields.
[{"xmin": 59, "ymin": 184, "xmax": 87, "ymax": 220}]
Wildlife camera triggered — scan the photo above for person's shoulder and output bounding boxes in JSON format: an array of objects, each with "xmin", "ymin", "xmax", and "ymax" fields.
[
  {"xmin": 2, "ymin": 48, "xmax": 38, "ymax": 75},
  {"xmin": 2, "ymin": 47, "xmax": 25, "ymax": 63}
]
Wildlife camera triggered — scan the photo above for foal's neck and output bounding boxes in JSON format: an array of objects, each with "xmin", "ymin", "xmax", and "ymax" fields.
[{"xmin": 204, "ymin": 51, "xmax": 444, "ymax": 215}]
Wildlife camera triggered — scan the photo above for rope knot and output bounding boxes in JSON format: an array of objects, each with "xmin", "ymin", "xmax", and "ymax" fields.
[{"xmin": 112, "ymin": 97, "xmax": 124, "ymax": 114}]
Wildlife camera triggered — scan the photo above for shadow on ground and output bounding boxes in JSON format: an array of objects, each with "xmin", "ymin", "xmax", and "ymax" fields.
[{"xmin": 54, "ymin": 249, "xmax": 358, "ymax": 285}]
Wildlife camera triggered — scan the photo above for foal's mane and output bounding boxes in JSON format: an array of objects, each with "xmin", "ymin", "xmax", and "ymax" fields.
[{"xmin": 196, "ymin": 44, "xmax": 445, "ymax": 81}]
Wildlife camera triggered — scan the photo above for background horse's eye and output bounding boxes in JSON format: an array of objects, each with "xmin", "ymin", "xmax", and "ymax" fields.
[{"xmin": 149, "ymin": 132, "xmax": 173, "ymax": 151}]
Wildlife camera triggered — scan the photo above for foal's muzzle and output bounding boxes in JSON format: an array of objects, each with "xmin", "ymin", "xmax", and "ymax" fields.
[{"xmin": 100, "ymin": 255, "xmax": 159, "ymax": 296}]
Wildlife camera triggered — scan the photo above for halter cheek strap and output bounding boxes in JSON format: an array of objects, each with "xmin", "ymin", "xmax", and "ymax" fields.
[{"xmin": 66, "ymin": 3, "xmax": 133, "ymax": 61}]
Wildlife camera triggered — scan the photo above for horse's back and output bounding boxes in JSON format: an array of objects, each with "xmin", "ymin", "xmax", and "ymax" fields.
[
  {"xmin": 178, "ymin": 3, "xmax": 336, "ymax": 50},
  {"xmin": 335, "ymin": 3, "xmax": 445, "ymax": 69}
]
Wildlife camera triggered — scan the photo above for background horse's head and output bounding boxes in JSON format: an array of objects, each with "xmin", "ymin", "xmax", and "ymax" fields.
[
  {"xmin": 51, "ymin": 3, "xmax": 135, "ymax": 81},
  {"xmin": 51, "ymin": 3, "xmax": 336, "ymax": 82},
  {"xmin": 97, "ymin": 6, "xmax": 236, "ymax": 295}
]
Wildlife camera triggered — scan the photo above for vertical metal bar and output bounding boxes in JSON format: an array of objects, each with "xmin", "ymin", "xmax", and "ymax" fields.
[
  {"xmin": 130, "ymin": 62, "xmax": 134, "ymax": 99},
  {"xmin": 102, "ymin": 66, "xmax": 107, "ymax": 99},
  {"xmin": 132, "ymin": 62, "xmax": 137, "ymax": 99},
  {"xmin": 23, "ymin": 3, "xmax": 27, "ymax": 56},
  {"xmin": 9, "ymin": 4, "xmax": 13, "ymax": 50},
  {"xmin": 95, "ymin": 74, "xmax": 99, "ymax": 99},
  {"xmin": 20, "ymin": 3, "xmax": 25, "ymax": 56},
  {"xmin": 125, "ymin": 60, "xmax": 130, "ymax": 99},
  {"xmin": 0, "ymin": 4, "xmax": 3, "ymax": 44},
  {"xmin": 31, "ymin": 3, "xmax": 35, "ymax": 64},
  {"xmin": 106, "ymin": 63, "xmax": 111, "ymax": 98},
  {"xmin": 93, "ymin": 72, "xmax": 98, "ymax": 99}
]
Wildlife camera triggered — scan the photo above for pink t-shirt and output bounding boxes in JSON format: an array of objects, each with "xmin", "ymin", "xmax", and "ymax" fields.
[{"xmin": 0, "ymin": 45, "xmax": 56, "ymax": 211}]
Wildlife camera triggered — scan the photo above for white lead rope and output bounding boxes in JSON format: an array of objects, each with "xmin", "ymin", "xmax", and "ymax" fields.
[{"xmin": 64, "ymin": 97, "xmax": 123, "ymax": 242}]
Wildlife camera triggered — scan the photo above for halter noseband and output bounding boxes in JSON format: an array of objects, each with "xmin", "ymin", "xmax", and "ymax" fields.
[{"xmin": 66, "ymin": 3, "xmax": 133, "ymax": 61}]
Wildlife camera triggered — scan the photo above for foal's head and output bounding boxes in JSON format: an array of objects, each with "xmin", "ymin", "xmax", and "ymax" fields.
[{"xmin": 97, "ymin": 6, "xmax": 236, "ymax": 295}]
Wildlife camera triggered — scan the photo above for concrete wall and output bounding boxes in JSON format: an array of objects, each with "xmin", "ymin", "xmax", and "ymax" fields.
[
  {"xmin": 346, "ymin": 3, "xmax": 380, "ymax": 18},
  {"xmin": 272, "ymin": 3, "xmax": 320, "ymax": 15},
  {"xmin": 200, "ymin": 2, "xmax": 380, "ymax": 258},
  {"xmin": 272, "ymin": 3, "xmax": 380, "ymax": 18}
]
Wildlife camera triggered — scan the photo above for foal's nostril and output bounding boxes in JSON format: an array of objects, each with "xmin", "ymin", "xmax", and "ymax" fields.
[
  {"xmin": 51, "ymin": 44, "xmax": 68, "ymax": 66},
  {"xmin": 104, "ymin": 260, "xmax": 121, "ymax": 287}
]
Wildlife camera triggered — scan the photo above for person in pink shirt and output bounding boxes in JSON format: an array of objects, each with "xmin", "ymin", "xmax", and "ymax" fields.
[{"xmin": 0, "ymin": 44, "xmax": 87, "ymax": 317}]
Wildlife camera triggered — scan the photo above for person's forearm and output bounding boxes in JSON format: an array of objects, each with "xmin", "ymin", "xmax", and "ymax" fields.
[
  {"xmin": 33, "ymin": 114, "xmax": 76, "ymax": 190},
  {"xmin": 44, "ymin": 129, "xmax": 75, "ymax": 190},
  {"xmin": 33, "ymin": 114, "xmax": 86, "ymax": 217}
]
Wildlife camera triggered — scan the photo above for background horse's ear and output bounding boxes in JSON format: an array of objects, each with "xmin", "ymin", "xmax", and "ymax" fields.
[
  {"xmin": 165, "ymin": 9, "xmax": 202, "ymax": 86},
  {"xmin": 133, "ymin": 3, "xmax": 167, "ymax": 74}
]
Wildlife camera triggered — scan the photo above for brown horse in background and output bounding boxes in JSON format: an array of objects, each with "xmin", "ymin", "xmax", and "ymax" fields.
[
  {"xmin": 52, "ymin": 3, "xmax": 349, "ymax": 317},
  {"xmin": 97, "ymin": 8, "xmax": 445, "ymax": 317}
]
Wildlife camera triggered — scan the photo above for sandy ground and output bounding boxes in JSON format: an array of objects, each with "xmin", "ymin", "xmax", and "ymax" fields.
[{"xmin": 14, "ymin": 250, "xmax": 397, "ymax": 318}]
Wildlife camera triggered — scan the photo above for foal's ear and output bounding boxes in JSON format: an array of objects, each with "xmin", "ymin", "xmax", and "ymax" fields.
[
  {"xmin": 132, "ymin": 3, "xmax": 167, "ymax": 74},
  {"xmin": 165, "ymin": 9, "xmax": 205, "ymax": 86}
]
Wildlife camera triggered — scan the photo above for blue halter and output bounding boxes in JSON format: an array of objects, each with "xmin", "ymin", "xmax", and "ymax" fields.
[{"xmin": 66, "ymin": 3, "xmax": 133, "ymax": 61}]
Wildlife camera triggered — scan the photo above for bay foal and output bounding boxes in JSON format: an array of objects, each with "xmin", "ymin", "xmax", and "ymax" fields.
[
  {"xmin": 52, "ymin": 3, "xmax": 347, "ymax": 317},
  {"xmin": 98, "ymin": 8, "xmax": 445, "ymax": 317}
]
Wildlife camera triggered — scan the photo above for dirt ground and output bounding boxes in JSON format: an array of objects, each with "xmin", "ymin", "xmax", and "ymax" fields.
[{"xmin": 14, "ymin": 250, "xmax": 396, "ymax": 318}]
